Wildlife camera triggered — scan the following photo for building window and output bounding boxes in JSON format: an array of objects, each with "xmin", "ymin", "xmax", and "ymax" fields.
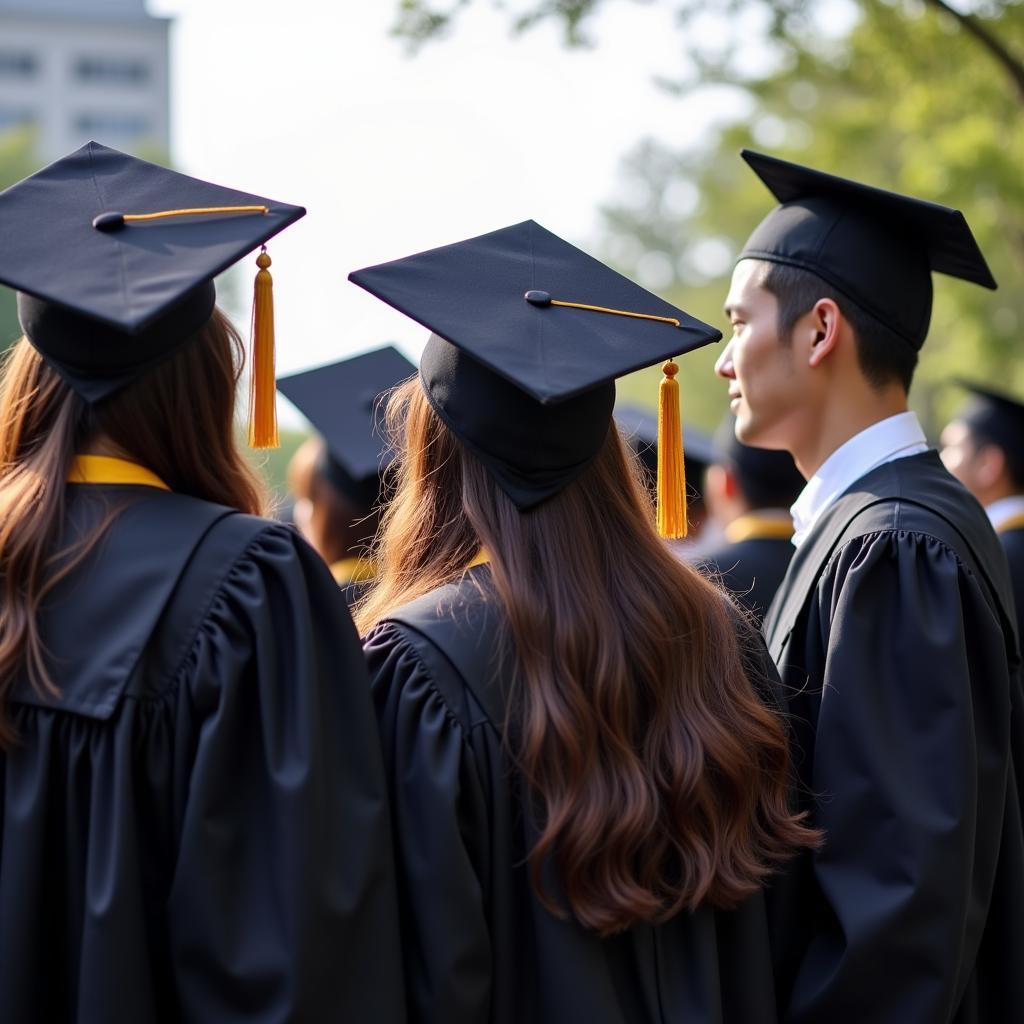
[
  {"xmin": 73, "ymin": 112, "xmax": 151, "ymax": 138},
  {"xmin": 74, "ymin": 56, "xmax": 150, "ymax": 85},
  {"xmin": 0, "ymin": 52, "xmax": 38, "ymax": 79}
]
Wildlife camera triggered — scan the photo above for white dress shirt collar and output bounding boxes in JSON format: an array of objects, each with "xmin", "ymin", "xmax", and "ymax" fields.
[{"xmin": 790, "ymin": 411, "xmax": 929, "ymax": 548}]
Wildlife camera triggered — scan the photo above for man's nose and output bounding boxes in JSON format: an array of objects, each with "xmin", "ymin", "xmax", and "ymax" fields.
[{"xmin": 714, "ymin": 338, "xmax": 735, "ymax": 379}]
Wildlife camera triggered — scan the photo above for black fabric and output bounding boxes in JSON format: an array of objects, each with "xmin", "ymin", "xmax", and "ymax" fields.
[
  {"xmin": 699, "ymin": 535, "xmax": 795, "ymax": 625},
  {"xmin": 762, "ymin": 451, "xmax": 1024, "ymax": 1022},
  {"xmin": 421, "ymin": 333, "xmax": 616, "ymax": 509},
  {"xmin": 999, "ymin": 526, "xmax": 1024, "ymax": 648},
  {"xmin": 348, "ymin": 219, "xmax": 721, "ymax": 406},
  {"xmin": 17, "ymin": 282, "xmax": 216, "ymax": 403},
  {"xmin": 277, "ymin": 345, "xmax": 416, "ymax": 491},
  {"xmin": 739, "ymin": 150, "xmax": 996, "ymax": 349},
  {"xmin": 318, "ymin": 449, "xmax": 381, "ymax": 513},
  {"xmin": 0, "ymin": 141, "xmax": 304, "ymax": 400},
  {"xmin": 0, "ymin": 486, "xmax": 404, "ymax": 1022},
  {"xmin": 367, "ymin": 565, "xmax": 791, "ymax": 1023}
]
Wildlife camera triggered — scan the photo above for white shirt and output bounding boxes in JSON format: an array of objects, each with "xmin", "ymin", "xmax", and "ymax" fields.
[
  {"xmin": 986, "ymin": 494, "xmax": 1024, "ymax": 532},
  {"xmin": 791, "ymin": 412, "xmax": 929, "ymax": 548}
]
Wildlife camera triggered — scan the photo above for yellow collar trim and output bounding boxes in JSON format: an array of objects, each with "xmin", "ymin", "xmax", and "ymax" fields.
[
  {"xmin": 68, "ymin": 455, "xmax": 170, "ymax": 491},
  {"xmin": 724, "ymin": 513, "xmax": 795, "ymax": 544},
  {"xmin": 330, "ymin": 557, "xmax": 376, "ymax": 585},
  {"xmin": 996, "ymin": 512, "xmax": 1024, "ymax": 535},
  {"xmin": 466, "ymin": 549, "xmax": 490, "ymax": 569}
]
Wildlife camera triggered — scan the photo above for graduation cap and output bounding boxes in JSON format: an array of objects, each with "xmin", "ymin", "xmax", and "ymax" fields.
[
  {"xmin": 0, "ymin": 141, "xmax": 305, "ymax": 445},
  {"xmin": 349, "ymin": 220, "xmax": 722, "ymax": 536},
  {"xmin": 954, "ymin": 380, "xmax": 1024, "ymax": 458},
  {"xmin": 277, "ymin": 345, "xmax": 417, "ymax": 510},
  {"xmin": 739, "ymin": 149, "xmax": 996, "ymax": 350}
]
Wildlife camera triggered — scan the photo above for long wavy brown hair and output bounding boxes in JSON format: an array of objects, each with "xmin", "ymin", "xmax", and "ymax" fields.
[
  {"xmin": 0, "ymin": 309, "xmax": 265, "ymax": 746},
  {"xmin": 357, "ymin": 379, "xmax": 818, "ymax": 936}
]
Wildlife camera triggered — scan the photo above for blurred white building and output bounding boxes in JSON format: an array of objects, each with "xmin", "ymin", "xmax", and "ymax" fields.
[{"xmin": 0, "ymin": 0, "xmax": 169, "ymax": 159}]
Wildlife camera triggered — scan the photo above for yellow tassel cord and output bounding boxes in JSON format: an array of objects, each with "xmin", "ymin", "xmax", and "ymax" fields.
[
  {"xmin": 122, "ymin": 205, "xmax": 269, "ymax": 222},
  {"xmin": 656, "ymin": 359, "xmax": 687, "ymax": 539},
  {"xmin": 548, "ymin": 299, "xmax": 681, "ymax": 328},
  {"xmin": 248, "ymin": 247, "xmax": 279, "ymax": 448}
]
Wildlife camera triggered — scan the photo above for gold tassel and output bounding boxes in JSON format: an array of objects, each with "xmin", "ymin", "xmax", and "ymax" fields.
[
  {"xmin": 248, "ymin": 246, "xmax": 279, "ymax": 449},
  {"xmin": 656, "ymin": 359, "xmax": 687, "ymax": 539}
]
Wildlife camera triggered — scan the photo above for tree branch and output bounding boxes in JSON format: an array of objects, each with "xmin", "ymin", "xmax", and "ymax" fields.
[{"xmin": 920, "ymin": 0, "xmax": 1024, "ymax": 103}]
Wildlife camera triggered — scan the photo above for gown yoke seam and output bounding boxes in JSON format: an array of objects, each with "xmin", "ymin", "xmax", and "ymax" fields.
[
  {"xmin": 148, "ymin": 522, "xmax": 288, "ymax": 701},
  {"xmin": 381, "ymin": 621, "xmax": 497, "ymax": 736}
]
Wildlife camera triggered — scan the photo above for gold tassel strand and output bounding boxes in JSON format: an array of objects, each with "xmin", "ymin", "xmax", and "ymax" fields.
[
  {"xmin": 248, "ymin": 247, "xmax": 279, "ymax": 448},
  {"xmin": 656, "ymin": 359, "xmax": 687, "ymax": 539}
]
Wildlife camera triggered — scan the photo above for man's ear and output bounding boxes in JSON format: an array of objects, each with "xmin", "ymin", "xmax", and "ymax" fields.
[
  {"xmin": 974, "ymin": 443, "xmax": 1009, "ymax": 491},
  {"xmin": 807, "ymin": 298, "xmax": 842, "ymax": 369}
]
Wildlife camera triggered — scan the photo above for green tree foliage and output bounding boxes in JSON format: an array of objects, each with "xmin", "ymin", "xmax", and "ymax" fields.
[
  {"xmin": 393, "ymin": 0, "xmax": 1024, "ymax": 432},
  {"xmin": 0, "ymin": 129, "xmax": 39, "ymax": 349},
  {"xmin": 604, "ymin": 0, "xmax": 1024, "ymax": 430}
]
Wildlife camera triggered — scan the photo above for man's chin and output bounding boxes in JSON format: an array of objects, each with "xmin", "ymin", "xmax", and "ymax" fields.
[
  {"xmin": 734, "ymin": 411, "xmax": 761, "ymax": 446},
  {"xmin": 736, "ymin": 413, "xmax": 786, "ymax": 453}
]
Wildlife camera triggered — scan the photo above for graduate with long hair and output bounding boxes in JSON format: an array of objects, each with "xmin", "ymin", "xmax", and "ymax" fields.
[
  {"xmin": 0, "ymin": 144, "xmax": 403, "ymax": 1022},
  {"xmin": 350, "ymin": 221, "xmax": 818, "ymax": 1023}
]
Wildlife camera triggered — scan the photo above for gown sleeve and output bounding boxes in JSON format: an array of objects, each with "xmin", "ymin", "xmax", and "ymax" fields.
[
  {"xmin": 784, "ymin": 529, "xmax": 1012, "ymax": 1023},
  {"xmin": 166, "ymin": 525, "xmax": 405, "ymax": 1023},
  {"xmin": 364, "ymin": 621, "xmax": 493, "ymax": 1024}
]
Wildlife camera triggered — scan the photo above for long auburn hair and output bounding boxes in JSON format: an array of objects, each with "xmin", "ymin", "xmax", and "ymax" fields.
[
  {"xmin": 0, "ymin": 309, "xmax": 265, "ymax": 746},
  {"xmin": 358, "ymin": 379, "xmax": 818, "ymax": 936}
]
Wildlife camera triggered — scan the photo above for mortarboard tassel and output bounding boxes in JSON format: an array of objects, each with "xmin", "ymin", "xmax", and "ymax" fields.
[
  {"xmin": 249, "ymin": 246, "xmax": 279, "ymax": 448},
  {"xmin": 656, "ymin": 359, "xmax": 687, "ymax": 539}
]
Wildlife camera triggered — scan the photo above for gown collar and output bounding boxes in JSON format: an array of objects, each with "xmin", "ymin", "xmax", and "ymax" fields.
[
  {"xmin": 790, "ymin": 412, "xmax": 927, "ymax": 549},
  {"xmin": 68, "ymin": 454, "xmax": 170, "ymax": 491},
  {"xmin": 724, "ymin": 510, "xmax": 794, "ymax": 544}
]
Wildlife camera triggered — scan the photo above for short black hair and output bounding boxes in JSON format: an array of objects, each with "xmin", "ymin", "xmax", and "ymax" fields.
[{"xmin": 758, "ymin": 261, "xmax": 918, "ymax": 392}]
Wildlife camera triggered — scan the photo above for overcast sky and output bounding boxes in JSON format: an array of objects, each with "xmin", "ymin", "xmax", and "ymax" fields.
[{"xmin": 148, "ymin": 0, "xmax": 749, "ymax": 423}]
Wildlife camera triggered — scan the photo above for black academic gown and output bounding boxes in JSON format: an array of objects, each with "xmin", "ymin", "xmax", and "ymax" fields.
[
  {"xmin": 762, "ymin": 451, "xmax": 1024, "ymax": 1023},
  {"xmin": 699, "ymin": 515, "xmax": 795, "ymax": 624},
  {"xmin": 365, "ymin": 565, "xmax": 791, "ymax": 1024},
  {"xmin": 0, "ymin": 484, "xmax": 405, "ymax": 1023},
  {"xmin": 996, "ymin": 520, "xmax": 1024, "ymax": 644}
]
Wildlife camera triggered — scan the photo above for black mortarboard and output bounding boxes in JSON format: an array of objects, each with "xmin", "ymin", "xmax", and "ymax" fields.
[
  {"xmin": 278, "ymin": 346, "xmax": 416, "ymax": 510},
  {"xmin": 0, "ymin": 141, "xmax": 305, "ymax": 406},
  {"xmin": 712, "ymin": 413, "xmax": 804, "ymax": 509},
  {"xmin": 348, "ymin": 220, "xmax": 721, "ymax": 518},
  {"xmin": 955, "ymin": 380, "xmax": 1024, "ymax": 459},
  {"xmin": 739, "ymin": 150, "xmax": 996, "ymax": 350}
]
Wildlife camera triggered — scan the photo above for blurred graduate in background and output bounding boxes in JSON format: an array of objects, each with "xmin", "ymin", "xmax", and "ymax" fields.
[
  {"xmin": 941, "ymin": 381, "xmax": 1024, "ymax": 639},
  {"xmin": 279, "ymin": 346, "xmax": 415, "ymax": 603},
  {"xmin": 698, "ymin": 415, "xmax": 804, "ymax": 623}
]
